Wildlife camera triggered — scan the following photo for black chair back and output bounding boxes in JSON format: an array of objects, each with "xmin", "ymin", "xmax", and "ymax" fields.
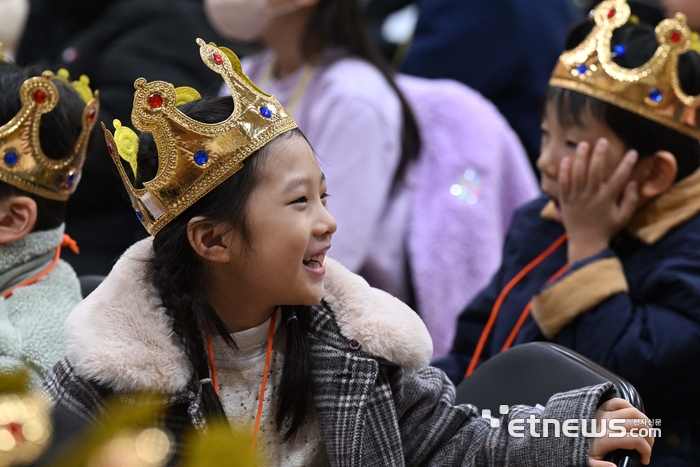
[
  {"xmin": 78, "ymin": 275, "xmax": 106, "ymax": 298},
  {"xmin": 455, "ymin": 342, "xmax": 643, "ymax": 467}
]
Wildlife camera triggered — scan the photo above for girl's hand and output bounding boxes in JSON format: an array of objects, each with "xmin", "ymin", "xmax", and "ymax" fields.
[
  {"xmin": 588, "ymin": 398, "xmax": 654, "ymax": 467},
  {"xmin": 558, "ymin": 138, "xmax": 639, "ymax": 264}
]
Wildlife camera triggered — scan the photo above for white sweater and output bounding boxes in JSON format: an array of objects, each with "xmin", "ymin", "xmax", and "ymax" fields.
[{"xmin": 212, "ymin": 309, "xmax": 330, "ymax": 466}]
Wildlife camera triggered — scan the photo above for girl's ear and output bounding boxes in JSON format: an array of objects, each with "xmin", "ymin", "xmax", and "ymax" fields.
[
  {"xmin": 637, "ymin": 151, "xmax": 677, "ymax": 200},
  {"xmin": 0, "ymin": 196, "xmax": 37, "ymax": 244},
  {"xmin": 187, "ymin": 216, "xmax": 235, "ymax": 263}
]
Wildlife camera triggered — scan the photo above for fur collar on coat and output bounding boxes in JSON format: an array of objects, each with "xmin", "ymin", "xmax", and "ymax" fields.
[{"xmin": 64, "ymin": 238, "xmax": 433, "ymax": 394}]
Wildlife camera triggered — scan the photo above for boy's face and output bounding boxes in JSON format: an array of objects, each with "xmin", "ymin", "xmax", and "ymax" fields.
[{"xmin": 537, "ymin": 101, "xmax": 644, "ymax": 219}]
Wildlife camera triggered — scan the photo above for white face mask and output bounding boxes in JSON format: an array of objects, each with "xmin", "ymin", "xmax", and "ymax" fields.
[{"xmin": 204, "ymin": 0, "xmax": 303, "ymax": 43}]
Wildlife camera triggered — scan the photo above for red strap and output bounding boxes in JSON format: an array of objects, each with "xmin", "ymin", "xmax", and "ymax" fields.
[
  {"xmin": 251, "ymin": 311, "xmax": 276, "ymax": 454},
  {"xmin": 205, "ymin": 332, "xmax": 218, "ymax": 395},
  {"xmin": 62, "ymin": 234, "xmax": 80, "ymax": 254},
  {"xmin": 500, "ymin": 263, "xmax": 569, "ymax": 352},
  {"xmin": 465, "ymin": 233, "xmax": 568, "ymax": 378},
  {"xmin": 2, "ymin": 234, "xmax": 81, "ymax": 299},
  {"xmin": 205, "ymin": 311, "xmax": 277, "ymax": 455}
]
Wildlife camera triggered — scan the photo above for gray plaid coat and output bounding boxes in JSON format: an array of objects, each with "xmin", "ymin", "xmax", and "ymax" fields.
[{"xmin": 44, "ymin": 239, "xmax": 613, "ymax": 466}]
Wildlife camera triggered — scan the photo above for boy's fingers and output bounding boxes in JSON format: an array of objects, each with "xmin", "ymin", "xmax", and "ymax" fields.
[
  {"xmin": 616, "ymin": 181, "xmax": 638, "ymax": 222},
  {"xmin": 588, "ymin": 138, "xmax": 608, "ymax": 190},
  {"xmin": 571, "ymin": 141, "xmax": 591, "ymax": 193},
  {"xmin": 559, "ymin": 156, "xmax": 572, "ymax": 198},
  {"xmin": 607, "ymin": 150, "xmax": 638, "ymax": 195}
]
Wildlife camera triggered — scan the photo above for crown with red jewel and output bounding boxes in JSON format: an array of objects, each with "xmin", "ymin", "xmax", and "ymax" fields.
[
  {"xmin": 103, "ymin": 39, "xmax": 297, "ymax": 236},
  {"xmin": 550, "ymin": 0, "xmax": 700, "ymax": 140},
  {"xmin": 0, "ymin": 70, "xmax": 100, "ymax": 201}
]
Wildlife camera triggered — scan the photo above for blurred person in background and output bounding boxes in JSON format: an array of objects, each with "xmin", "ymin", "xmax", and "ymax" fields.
[
  {"xmin": 14, "ymin": 0, "xmax": 243, "ymax": 275},
  {"xmin": 402, "ymin": 0, "xmax": 580, "ymax": 170},
  {"xmin": 0, "ymin": 0, "xmax": 29, "ymax": 60},
  {"xmin": 205, "ymin": 0, "xmax": 539, "ymax": 357},
  {"xmin": 662, "ymin": 0, "xmax": 700, "ymax": 30}
]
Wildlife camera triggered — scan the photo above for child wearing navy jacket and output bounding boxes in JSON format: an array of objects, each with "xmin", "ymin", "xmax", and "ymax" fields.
[{"xmin": 435, "ymin": 3, "xmax": 700, "ymax": 466}]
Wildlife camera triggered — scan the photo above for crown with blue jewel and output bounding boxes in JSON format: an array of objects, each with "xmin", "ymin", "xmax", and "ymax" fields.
[
  {"xmin": 0, "ymin": 70, "xmax": 99, "ymax": 201},
  {"xmin": 550, "ymin": 0, "xmax": 700, "ymax": 140},
  {"xmin": 104, "ymin": 39, "xmax": 298, "ymax": 236}
]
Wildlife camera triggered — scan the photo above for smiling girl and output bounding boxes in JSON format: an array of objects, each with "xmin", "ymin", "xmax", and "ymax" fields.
[{"xmin": 42, "ymin": 40, "xmax": 652, "ymax": 466}]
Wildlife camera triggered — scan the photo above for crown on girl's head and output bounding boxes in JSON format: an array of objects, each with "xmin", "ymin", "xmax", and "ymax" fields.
[
  {"xmin": 550, "ymin": 0, "xmax": 700, "ymax": 140},
  {"xmin": 104, "ymin": 39, "xmax": 298, "ymax": 236},
  {"xmin": 0, "ymin": 70, "xmax": 100, "ymax": 201}
]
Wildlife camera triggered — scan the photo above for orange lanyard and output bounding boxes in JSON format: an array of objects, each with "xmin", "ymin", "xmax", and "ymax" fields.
[
  {"xmin": 205, "ymin": 311, "xmax": 277, "ymax": 454},
  {"xmin": 465, "ymin": 233, "xmax": 568, "ymax": 377},
  {"xmin": 2, "ymin": 234, "xmax": 79, "ymax": 299}
]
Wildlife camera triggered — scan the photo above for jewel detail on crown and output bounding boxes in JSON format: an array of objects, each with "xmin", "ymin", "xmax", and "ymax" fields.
[
  {"xmin": 550, "ymin": 0, "xmax": 700, "ymax": 140},
  {"xmin": 0, "ymin": 70, "xmax": 100, "ymax": 201},
  {"xmin": 103, "ymin": 39, "xmax": 298, "ymax": 236}
]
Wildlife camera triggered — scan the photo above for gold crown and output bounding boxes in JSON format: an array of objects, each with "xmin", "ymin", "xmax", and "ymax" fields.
[
  {"xmin": 550, "ymin": 0, "xmax": 700, "ymax": 140},
  {"xmin": 0, "ymin": 70, "xmax": 100, "ymax": 201},
  {"xmin": 103, "ymin": 39, "xmax": 298, "ymax": 236}
]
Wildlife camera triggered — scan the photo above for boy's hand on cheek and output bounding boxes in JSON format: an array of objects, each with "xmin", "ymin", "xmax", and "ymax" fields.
[{"xmin": 558, "ymin": 138, "xmax": 639, "ymax": 264}]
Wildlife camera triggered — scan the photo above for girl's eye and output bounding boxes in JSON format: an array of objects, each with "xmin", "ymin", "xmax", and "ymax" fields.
[
  {"xmin": 321, "ymin": 193, "xmax": 330, "ymax": 200},
  {"xmin": 566, "ymin": 140, "xmax": 579, "ymax": 149},
  {"xmin": 292, "ymin": 196, "xmax": 309, "ymax": 204}
]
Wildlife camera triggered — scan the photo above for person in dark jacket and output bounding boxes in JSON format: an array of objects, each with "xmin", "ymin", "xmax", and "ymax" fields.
[
  {"xmin": 401, "ymin": 0, "xmax": 579, "ymax": 168},
  {"xmin": 435, "ymin": 5, "xmax": 700, "ymax": 466},
  {"xmin": 15, "ymin": 0, "xmax": 245, "ymax": 275}
]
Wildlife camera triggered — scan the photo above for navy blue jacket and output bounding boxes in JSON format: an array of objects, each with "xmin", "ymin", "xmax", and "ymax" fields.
[
  {"xmin": 402, "ymin": 0, "xmax": 579, "ymax": 166},
  {"xmin": 436, "ymin": 191, "xmax": 700, "ymax": 466}
]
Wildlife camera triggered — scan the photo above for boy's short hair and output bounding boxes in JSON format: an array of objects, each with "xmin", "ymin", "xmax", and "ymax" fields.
[
  {"xmin": 0, "ymin": 62, "xmax": 88, "ymax": 231},
  {"xmin": 546, "ymin": 20, "xmax": 700, "ymax": 181}
]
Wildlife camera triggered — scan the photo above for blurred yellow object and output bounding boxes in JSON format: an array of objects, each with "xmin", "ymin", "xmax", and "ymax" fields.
[
  {"xmin": 86, "ymin": 427, "xmax": 171, "ymax": 467},
  {"xmin": 49, "ymin": 393, "xmax": 168, "ymax": 467},
  {"xmin": 180, "ymin": 421, "xmax": 257, "ymax": 467},
  {"xmin": 0, "ymin": 393, "xmax": 52, "ymax": 467},
  {"xmin": 0, "ymin": 371, "xmax": 28, "ymax": 396},
  {"xmin": 692, "ymin": 32, "xmax": 700, "ymax": 54}
]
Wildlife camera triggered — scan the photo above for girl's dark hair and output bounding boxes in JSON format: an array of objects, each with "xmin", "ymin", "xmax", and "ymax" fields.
[
  {"xmin": 138, "ymin": 96, "xmax": 313, "ymax": 440},
  {"xmin": 0, "ymin": 62, "xmax": 86, "ymax": 230},
  {"xmin": 301, "ymin": 0, "xmax": 421, "ymax": 191},
  {"xmin": 546, "ymin": 20, "xmax": 700, "ymax": 181}
]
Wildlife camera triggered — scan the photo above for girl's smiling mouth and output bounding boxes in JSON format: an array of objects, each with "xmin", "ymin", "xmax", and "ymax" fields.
[{"xmin": 303, "ymin": 246, "xmax": 330, "ymax": 276}]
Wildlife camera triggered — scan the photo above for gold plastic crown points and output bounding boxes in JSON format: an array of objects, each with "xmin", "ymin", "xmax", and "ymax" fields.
[
  {"xmin": 550, "ymin": 0, "xmax": 700, "ymax": 140},
  {"xmin": 106, "ymin": 38, "xmax": 297, "ymax": 236},
  {"xmin": 0, "ymin": 70, "xmax": 100, "ymax": 201}
]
